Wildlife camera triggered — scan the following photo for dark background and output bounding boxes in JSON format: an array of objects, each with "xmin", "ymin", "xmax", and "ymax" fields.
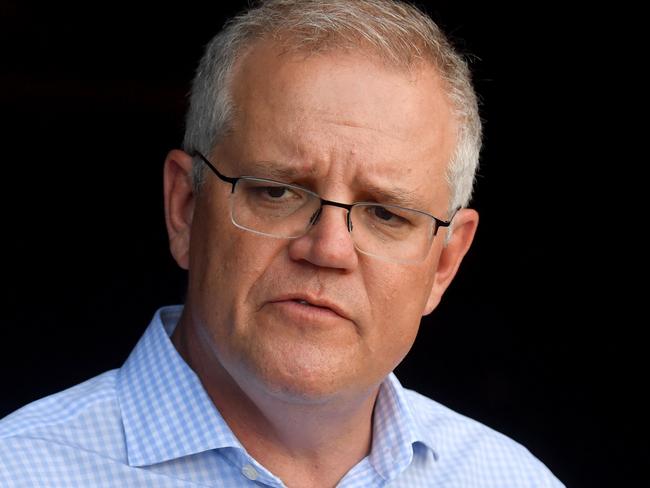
[{"xmin": 0, "ymin": 1, "xmax": 642, "ymax": 486}]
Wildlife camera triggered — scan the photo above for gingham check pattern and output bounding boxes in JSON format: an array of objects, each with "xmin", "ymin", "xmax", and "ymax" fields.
[{"xmin": 1, "ymin": 306, "xmax": 564, "ymax": 487}]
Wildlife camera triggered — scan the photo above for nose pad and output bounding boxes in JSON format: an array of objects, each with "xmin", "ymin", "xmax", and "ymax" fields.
[
  {"xmin": 308, "ymin": 206, "xmax": 353, "ymax": 234},
  {"xmin": 309, "ymin": 206, "xmax": 356, "ymax": 236},
  {"xmin": 290, "ymin": 204, "xmax": 358, "ymax": 270},
  {"xmin": 309, "ymin": 207, "xmax": 322, "ymax": 227}
]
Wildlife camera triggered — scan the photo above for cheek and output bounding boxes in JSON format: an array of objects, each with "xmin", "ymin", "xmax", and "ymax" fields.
[
  {"xmin": 198, "ymin": 228, "xmax": 267, "ymax": 301},
  {"xmin": 367, "ymin": 265, "xmax": 432, "ymax": 321},
  {"xmin": 194, "ymin": 211, "xmax": 287, "ymax": 324},
  {"xmin": 187, "ymin": 198, "xmax": 250, "ymax": 315},
  {"xmin": 363, "ymin": 265, "xmax": 433, "ymax": 360}
]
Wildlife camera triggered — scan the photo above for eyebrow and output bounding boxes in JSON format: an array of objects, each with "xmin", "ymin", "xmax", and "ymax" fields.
[
  {"xmin": 238, "ymin": 160, "xmax": 427, "ymax": 211},
  {"xmin": 238, "ymin": 160, "xmax": 310, "ymax": 181},
  {"xmin": 362, "ymin": 183, "xmax": 425, "ymax": 210}
]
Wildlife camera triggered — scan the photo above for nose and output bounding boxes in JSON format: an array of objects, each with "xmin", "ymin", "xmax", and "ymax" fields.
[{"xmin": 288, "ymin": 205, "xmax": 359, "ymax": 271}]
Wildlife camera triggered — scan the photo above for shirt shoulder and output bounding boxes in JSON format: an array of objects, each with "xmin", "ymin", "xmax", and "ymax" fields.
[
  {"xmin": 0, "ymin": 370, "xmax": 130, "ymax": 481},
  {"xmin": 403, "ymin": 388, "xmax": 565, "ymax": 487}
]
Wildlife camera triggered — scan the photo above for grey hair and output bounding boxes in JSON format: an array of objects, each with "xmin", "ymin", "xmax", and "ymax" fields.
[{"xmin": 183, "ymin": 0, "xmax": 482, "ymax": 216}]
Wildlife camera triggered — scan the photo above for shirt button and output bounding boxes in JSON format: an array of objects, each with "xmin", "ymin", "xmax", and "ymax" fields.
[{"xmin": 242, "ymin": 464, "xmax": 259, "ymax": 481}]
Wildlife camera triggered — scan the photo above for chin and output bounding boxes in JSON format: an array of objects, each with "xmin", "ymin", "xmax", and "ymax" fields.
[{"xmin": 245, "ymin": 350, "xmax": 364, "ymax": 405}]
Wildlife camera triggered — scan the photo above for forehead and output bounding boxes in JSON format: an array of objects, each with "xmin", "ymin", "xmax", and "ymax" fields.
[{"xmin": 222, "ymin": 41, "xmax": 458, "ymax": 204}]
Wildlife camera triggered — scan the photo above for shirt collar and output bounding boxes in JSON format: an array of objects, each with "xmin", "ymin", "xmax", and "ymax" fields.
[
  {"xmin": 117, "ymin": 305, "xmax": 243, "ymax": 467},
  {"xmin": 369, "ymin": 373, "xmax": 440, "ymax": 480}
]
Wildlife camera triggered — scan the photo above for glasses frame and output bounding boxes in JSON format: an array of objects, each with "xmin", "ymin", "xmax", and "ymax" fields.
[{"xmin": 192, "ymin": 150, "xmax": 457, "ymax": 258}]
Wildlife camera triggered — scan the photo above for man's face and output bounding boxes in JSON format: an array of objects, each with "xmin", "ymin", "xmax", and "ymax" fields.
[{"xmin": 175, "ymin": 43, "xmax": 471, "ymax": 403}]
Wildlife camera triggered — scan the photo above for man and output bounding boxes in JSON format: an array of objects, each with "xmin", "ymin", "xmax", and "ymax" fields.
[{"xmin": 0, "ymin": 0, "xmax": 564, "ymax": 486}]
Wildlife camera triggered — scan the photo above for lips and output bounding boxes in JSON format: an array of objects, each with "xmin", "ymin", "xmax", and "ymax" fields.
[{"xmin": 268, "ymin": 294, "xmax": 350, "ymax": 321}]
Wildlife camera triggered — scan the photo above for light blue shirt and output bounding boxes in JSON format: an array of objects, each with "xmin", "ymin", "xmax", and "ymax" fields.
[{"xmin": 0, "ymin": 306, "xmax": 564, "ymax": 487}]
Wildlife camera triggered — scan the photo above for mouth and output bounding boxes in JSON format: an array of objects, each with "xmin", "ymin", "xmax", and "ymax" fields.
[
  {"xmin": 290, "ymin": 299, "xmax": 335, "ymax": 313},
  {"xmin": 268, "ymin": 295, "xmax": 350, "ymax": 321}
]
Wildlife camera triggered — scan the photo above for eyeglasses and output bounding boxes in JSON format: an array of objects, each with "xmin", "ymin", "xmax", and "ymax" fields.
[{"xmin": 193, "ymin": 151, "xmax": 457, "ymax": 264}]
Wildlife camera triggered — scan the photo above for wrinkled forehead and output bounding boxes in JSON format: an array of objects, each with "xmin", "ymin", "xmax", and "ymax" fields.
[
  {"xmin": 219, "ymin": 40, "xmax": 457, "ymax": 204},
  {"xmin": 229, "ymin": 40, "xmax": 457, "ymax": 145},
  {"xmin": 231, "ymin": 33, "xmax": 455, "ymax": 106}
]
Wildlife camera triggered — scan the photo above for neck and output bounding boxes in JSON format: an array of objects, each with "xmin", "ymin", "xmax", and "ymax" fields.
[{"xmin": 171, "ymin": 310, "xmax": 380, "ymax": 488}]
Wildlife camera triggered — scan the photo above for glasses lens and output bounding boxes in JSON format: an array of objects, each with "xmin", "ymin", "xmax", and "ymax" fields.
[
  {"xmin": 350, "ymin": 204, "xmax": 434, "ymax": 263},
  {"xmin": 231, "ymin": 178, "xmax": 320, "ymax": 238},
  {"xmin": 230, "ymin": 177, "xmax": 436, "ymax": 263}
]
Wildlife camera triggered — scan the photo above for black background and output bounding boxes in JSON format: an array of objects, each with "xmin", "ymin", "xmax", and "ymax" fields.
[{"xmin": 0, "ymin": 1, "xmax": 642, "ymax": 486}]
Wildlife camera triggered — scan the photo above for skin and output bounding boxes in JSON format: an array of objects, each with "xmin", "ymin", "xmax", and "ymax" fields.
[{"xmin": 164, "ymin": 41, "xmax": 478, "ymax": 488}]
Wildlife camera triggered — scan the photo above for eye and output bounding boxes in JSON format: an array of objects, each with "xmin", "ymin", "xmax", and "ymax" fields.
[
  {"xmin": 249, "ymin": 185, "xmax": 299, "ymax": 201},
  {"xmin": 264, "ymin": 186, "xmax": 290, "ymax": 199},
  {"xmin": 245, "ymin": 182, "xmax": 306, "ymax": 206},
  {"xmin": 373, "ymin": 206, "xmax": 397, "ymax": 221},
  {"xmin": 370, "ymin": 205, "xmax": 410, "ymax": 225}
]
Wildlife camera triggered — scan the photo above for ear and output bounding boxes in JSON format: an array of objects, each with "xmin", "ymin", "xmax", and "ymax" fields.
[
  {"xmin": 163, "ymin": 149, "xmax": 195, "ymax": 270},
  {"xmin": 423, "ymin": 208, "xmax": 479, "ymax": 315}
]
